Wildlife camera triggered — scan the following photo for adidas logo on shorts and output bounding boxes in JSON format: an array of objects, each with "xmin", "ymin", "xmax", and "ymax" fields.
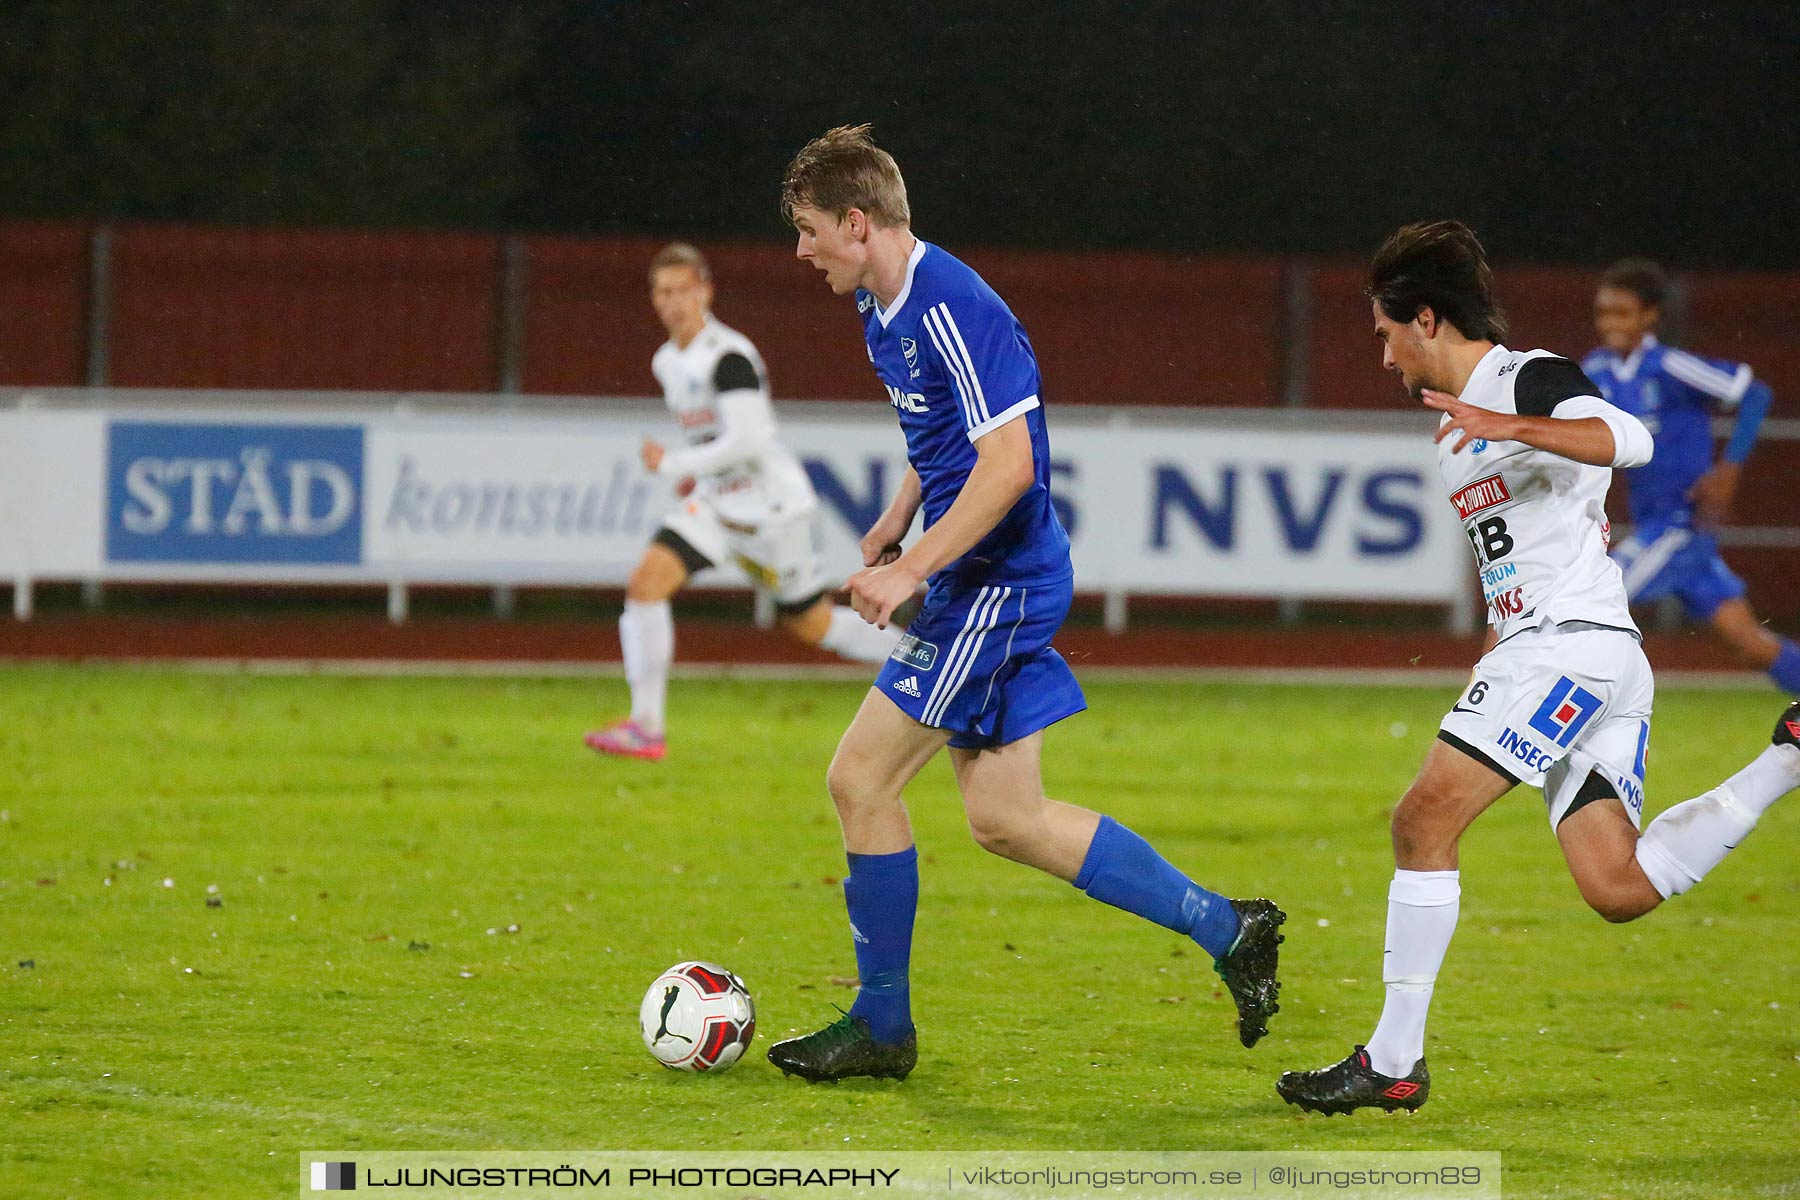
[{"xmin": 892, "ymin": 676, "xmax": 922, "ymax": 698}]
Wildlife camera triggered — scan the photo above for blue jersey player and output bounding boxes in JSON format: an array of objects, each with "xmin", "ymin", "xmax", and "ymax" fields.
[
  {"xmin": 1583, "ymin": 259, "xmax": 1800, "ymax": 692},
  {"xmin": 764, "ymin": 125, "xmax": 1286, "ymax": 1082}
]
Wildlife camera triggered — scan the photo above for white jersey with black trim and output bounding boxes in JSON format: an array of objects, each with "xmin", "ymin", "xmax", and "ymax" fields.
[
  {"xmin": 649, "ymin": 316, "xmax": 816, "ymax": 526},
  {"xmin": 1438, "ymin": 345, "xmax": 1642, "ymax": 641}
]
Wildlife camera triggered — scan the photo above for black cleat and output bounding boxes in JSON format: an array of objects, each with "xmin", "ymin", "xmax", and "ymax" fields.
[
  {"xmin": 1773, "ymin": 702, "xmax": 1800, "ymax": 750},
  {"xmin": 767, "ymin": 1010, "xmax": 917, "ymax": 1082},
  {"xmin": 1276, "ymin": 1045, "xmax": 1430, "ymax": 1114},
  {"xmin": 1213, "ymin": 897, "xmax": 1286, "ymax": 1048}
]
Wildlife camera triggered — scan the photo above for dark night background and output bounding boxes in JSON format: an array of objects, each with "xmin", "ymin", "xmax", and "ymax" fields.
[{"xmin": 2, "ymin": 1, "xmax": 1796, "ymax": 266}]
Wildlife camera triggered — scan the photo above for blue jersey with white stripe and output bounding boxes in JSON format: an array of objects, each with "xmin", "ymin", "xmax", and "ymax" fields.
[
  {"xmin": 859, "ymin": 240, "xmax": 1071, "ymax": 587},
  {"xmin": 1581, "ymin": 335, "xmax": 1757, "ymax": 527}
]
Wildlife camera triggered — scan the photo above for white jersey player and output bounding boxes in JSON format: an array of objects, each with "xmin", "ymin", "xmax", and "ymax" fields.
[
  {"xmin": 1279, "ymin": 221, "xmax": 1800, "ymax": 1116},
  {"xmin": 585, "ymin": 243, "xmax": 902, "ymax": 761}
]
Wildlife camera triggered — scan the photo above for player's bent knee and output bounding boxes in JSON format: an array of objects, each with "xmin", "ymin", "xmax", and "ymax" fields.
[
  {"xmin": 627, "ymin": 565, "xmax": 678, "ymax": 602},
  {"xmin": 825, "ymin": 749, "xmax": 893, "ymax": 819},
  {"xmin": 627, "ymin": 545, "xmax": 688, "ymax": 602},
  {"xmin": 824, "ymin": 754, "xmax": 861, "ymax": 813},
  {"xmin": 1587, "ymin": 889, "xmax": 1655, "ymax": 924},
  {"xmin": 776, "ymin": 606, "xmax": 828, "ymax": 647},
  {"xmin": 1390, "ymin": 793, "xmax": 1457, "ymax": 864},
  {"xmin": 967, "ymin": 814, "xmax": 1038, "ymax": 864},
  {"xmin": 1575, "ymin": 870, "xmax": 1660, "ymax": 924}
]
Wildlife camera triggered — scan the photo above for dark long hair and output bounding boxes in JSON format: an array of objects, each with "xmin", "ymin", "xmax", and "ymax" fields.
[{"xmin": 1368, "ymin": 220, "xmax": 1508, "ymax": 342}]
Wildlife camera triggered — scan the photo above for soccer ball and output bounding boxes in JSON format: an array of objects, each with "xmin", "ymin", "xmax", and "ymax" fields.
[{"xmin": 638, "ymin": 961, "xmax": 755, "ymax": 1072}]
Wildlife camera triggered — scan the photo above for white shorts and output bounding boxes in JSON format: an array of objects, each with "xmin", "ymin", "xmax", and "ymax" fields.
[
  {"xmin": 657, "ymin": 497, "xmax": 828, "ymax": 607},
  {"xmin": 1438, "ymin": 623, "xmax": 1654, "ymax": 830}
]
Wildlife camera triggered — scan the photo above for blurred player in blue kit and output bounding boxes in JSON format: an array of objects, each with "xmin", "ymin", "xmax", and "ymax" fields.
[
  {"xmin": 764, "ymin": 125, "xmax": 1287, "ymax": 1082},
  {"xmin": 1582, "ymin": 259, "xmax": 1800, "ymax": 692}
]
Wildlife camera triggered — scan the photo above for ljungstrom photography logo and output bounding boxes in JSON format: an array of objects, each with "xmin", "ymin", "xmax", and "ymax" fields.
[{"xmin": 310, "ymin": 1161, "xmax": 356, "ymax": 1191}]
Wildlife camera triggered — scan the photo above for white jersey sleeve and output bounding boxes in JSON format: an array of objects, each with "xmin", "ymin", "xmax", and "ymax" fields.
[
  {"xmin": 1550, "ymin": 394, "xmax": 1653, "ymax": 467},
  {"xmin": 658, "ymin": 388, "xmax": 777, "ymax": 478},
  {"xmin": 651, "ymin": 317, "xmax": 816, "ymax": 525}
]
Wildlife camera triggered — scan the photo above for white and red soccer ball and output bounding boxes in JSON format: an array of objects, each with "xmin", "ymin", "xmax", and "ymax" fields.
[{"xmin": 638, "ymin": 961, "xmax": 755, "ymax": 1072}]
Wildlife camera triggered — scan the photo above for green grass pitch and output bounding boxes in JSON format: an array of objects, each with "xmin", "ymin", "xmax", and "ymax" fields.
[{"xmin": 1, "ymin": 665, "xmax": 1796, "ymax": 1197}]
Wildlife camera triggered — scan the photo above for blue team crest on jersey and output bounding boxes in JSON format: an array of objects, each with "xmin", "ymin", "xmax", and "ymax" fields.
[
  {"xmin": 900, "ymin": 337, "xmax": 920, "ymax": 377},
  {"xmin": 1470, "ymin": 439, "xmax": 1488, "ymax": 455}
]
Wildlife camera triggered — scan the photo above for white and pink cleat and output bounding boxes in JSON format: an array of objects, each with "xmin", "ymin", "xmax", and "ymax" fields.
[{"xmin": 583, "ymin": 720, "xmax": 667, "ymax": 761}]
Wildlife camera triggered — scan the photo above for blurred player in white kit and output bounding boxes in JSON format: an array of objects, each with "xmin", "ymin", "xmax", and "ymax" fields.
[{"xmin": 586, "ymin": 243, "xmax": 901, "ymax": 761}]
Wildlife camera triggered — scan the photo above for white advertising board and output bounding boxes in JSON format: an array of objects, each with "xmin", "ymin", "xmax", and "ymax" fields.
[{"xmin": 1, "ymin": 393, "xmax": 1472, "ymax": 617}]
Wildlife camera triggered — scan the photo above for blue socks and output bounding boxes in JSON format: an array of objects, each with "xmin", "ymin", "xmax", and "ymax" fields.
[
  {"xmin": 844, "ymin": 846, "xmax": 918, "ymax": 1044},
  {"xmin": 842, "ymin": 821, "xmax": 1238, "ymax": 1041},
  {"xmin": 1771, "ymin": 639, "xmax": 1800, "ymax": 694},
  {"xmin": 1073, "ymin": 815, "xmax": 1241, "ymax": 958}
]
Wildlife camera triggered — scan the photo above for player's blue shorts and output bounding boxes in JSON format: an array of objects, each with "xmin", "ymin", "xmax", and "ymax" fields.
[
  {"xmin": 1612, "ymin": 522, "xmax": 1747, "ymax": 620},
  {"xmin": 874, "ymin": 573, "xmax": 1086, "ymax": 749}
]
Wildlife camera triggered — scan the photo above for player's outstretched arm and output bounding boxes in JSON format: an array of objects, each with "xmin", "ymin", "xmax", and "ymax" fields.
[
  {"xmin": 1422, "ymin": 389, "xmax": 1652, "ymax": 469},
  {"xmin": 846, "ymin": 421, "xmax": 1034, "ymax": 627},
  {"xmin": 860, "ymin": 466, "xmax": 923, "ymax": 567},
  {"xmin": 654, "ymin": 390, "xmax": 777, "ymax": 479}
]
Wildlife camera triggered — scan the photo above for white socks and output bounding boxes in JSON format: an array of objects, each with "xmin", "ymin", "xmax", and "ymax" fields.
[
  {"xmin": 1635, "ymin": 744, "xmax": 1800, "ymax": 899},
  {"xmin": 819, "ymin": 604, "xmax": 903, "ymax": 664},
  {"xmin": 619, "ymin": 600, "xmax": 673, "ymax": 736},
  {"xmin": 1722, "ymin": 743, "xmax": 1800, "ymax": 817},
  {"xmin": 1365, "ymin": 868, "xmax": 1460, "ymax": 1078},
  {"xmin": 1355, "ymin": 747, "xmax": 1799, "ymax": 1076},
  {"xmin": 616, "ymin": 600, "xmax": 899, "ymax": 734}
]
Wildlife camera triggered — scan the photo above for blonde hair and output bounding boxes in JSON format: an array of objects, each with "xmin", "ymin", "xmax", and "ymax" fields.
[
  {"xmin": 649, "ymin": 242, "xmax": 710, "ymax": 283},
  {"xmin": 781, "ymin": 124, "xmax": 910, "ymax": 229}
]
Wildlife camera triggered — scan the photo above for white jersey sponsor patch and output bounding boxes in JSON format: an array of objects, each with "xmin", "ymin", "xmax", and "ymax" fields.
[{"xmin": 1436, "ymin": 346, "xmax": 1638, "ymax": 640}]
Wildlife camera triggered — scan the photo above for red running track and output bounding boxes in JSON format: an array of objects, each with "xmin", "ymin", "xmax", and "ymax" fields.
[{"xmin": 0, "ymin": 612, "xmax": 1761, "ymax": 677}]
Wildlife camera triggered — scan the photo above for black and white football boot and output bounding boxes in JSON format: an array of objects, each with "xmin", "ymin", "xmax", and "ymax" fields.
[{"xmin": 1276, "ymin": 1045, "xmax": 1430, "ymax": 1114}]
